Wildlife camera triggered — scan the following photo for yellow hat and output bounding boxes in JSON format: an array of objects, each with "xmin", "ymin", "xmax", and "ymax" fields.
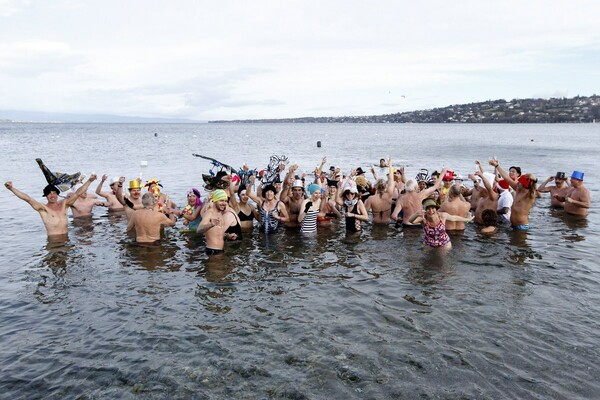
[
  {"xmin": 128, "ymin": 179, "xmax": 142, "ymax": 190},
  {"xmin": 211, "ymin": 189, "xmax": 228, "ymax": 202},
  {"xmin": 355, "ymin": 175, "xmax": 368, "ymax": 188}
]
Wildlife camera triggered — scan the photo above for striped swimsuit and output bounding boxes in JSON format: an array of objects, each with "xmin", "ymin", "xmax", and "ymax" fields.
[{"xmin": 300, "ymin": 209, "xmax": 319, "ymax": 233}]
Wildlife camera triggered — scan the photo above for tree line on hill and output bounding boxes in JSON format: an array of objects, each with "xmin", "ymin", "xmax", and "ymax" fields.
[{"xmin": 211, "ymin": 95, "xmax": 600, "ymax": 124}]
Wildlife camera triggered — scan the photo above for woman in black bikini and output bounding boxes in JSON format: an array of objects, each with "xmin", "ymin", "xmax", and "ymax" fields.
[{"xmin": 229, "ymin": 183, "xmax": 258, "ymax": 233}]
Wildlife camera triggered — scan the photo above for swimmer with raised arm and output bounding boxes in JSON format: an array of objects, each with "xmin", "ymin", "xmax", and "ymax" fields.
[{"xmin": 5, "ymin": 174, "xmax": 97, "ymax": 239}]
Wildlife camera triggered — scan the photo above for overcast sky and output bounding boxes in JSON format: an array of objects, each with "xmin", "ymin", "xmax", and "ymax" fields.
[{"xmin": 1, "ymin": 0, "xmax": 599, "ymax": 121}]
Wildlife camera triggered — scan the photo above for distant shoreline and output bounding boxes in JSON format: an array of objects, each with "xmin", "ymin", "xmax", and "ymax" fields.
[{"xmin": 211, "ymin": 95, "xmax": 600, "ymax": 124}]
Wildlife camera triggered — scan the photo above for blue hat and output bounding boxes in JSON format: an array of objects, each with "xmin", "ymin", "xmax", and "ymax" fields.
[
  {"xmin": 307, "ymin": 183, "xmax": 321, "ymax": 195},
  {"xmin": 571, "ymin": 171, "xmax": 584, "ymax": 181}
]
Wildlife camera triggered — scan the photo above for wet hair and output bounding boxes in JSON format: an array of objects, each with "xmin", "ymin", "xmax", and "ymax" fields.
[
  {"xmin": 43, "ymin": 185, "xmax": 60, "ymax": 197},
  {"xmin": 481, "ymin": 209, "xmax": 497, "ymax": 227},
  {"xmin": 142, "ymin": 192, "xmax": 155, "ymax": 207},
  {"xmin": 509, "ymin": 166, "xmax": 522, "ymax": 176},
  {"xmin": 431, "ymin": 171, "xmax": 440, "ymax": 178}
]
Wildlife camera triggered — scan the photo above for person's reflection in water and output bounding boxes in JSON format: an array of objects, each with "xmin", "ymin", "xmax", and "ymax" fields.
[
  {"xmin": 127, "ymin": 242, "xmax": 179, "ymax": 271},
  {"xmin": 507, "ymin": 229, "xmax": 542, "ymax": 265},
  {"xmin": 420, "ymin": 247, "xmax": 449, "ymax": 270},
  {"xmin": 563, "ymin": 212, "xmax": 588, "ymax": 242},
  {"xmin": 42, "ymin": 238, "xmax": 71, "ymax": 274},
  {"xmin": 202, "ymin": 250, "xmax": 235, "ymax": 282},
  {"xmin": 563, "ymin": 213, "xmax": 589, "ymax": 230},
  {"xmin": 35, "ymin": 239, "xmax": 73, "ymax": 301},
  {"xmin": 194, "ymin": 252, "xmax": 238, "ymax": 315},
  {"xmin": 106, "ymin": 209, "xmax": 126, "ymax": 225},
  {"xmin": 71, "ymin": 215, "xmax": 95, "ymax": 244},
  {"xmin": 370, "ymin": 224, "xmax": 390, "ymax": 241},
  {"xmin": 403, "ymin": 248, "xmax": 450, "ymax": 290}
]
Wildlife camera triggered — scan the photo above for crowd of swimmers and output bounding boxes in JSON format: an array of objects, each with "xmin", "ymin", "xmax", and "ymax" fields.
[{"xmin": 4, "ymin": 156, "xmax": 591, "ymax": 254}]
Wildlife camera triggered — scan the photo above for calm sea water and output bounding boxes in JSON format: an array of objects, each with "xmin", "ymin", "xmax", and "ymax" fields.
[{"xmin": 0, "ymin": 123, "xmax": 598, "ymax": 399}]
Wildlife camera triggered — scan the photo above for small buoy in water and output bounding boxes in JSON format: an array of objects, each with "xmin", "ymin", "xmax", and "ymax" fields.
[
  {"xmin": 317, "ymin": 141, "xmax": 321, "ymax": 147},
  {"xmin": 140, "ymin": 161, "xmax": 148, "ymax": 167}
]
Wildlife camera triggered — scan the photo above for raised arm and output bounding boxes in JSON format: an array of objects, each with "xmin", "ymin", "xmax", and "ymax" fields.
[
  {"xmin": 475, "ymin": 160, "xmax": 485, "ymax": 175},
  {"xmin": 488, "ymin": 159, "xmax": 517, "ymax": 190},
  {"xmin": 537, "ymin": 176, "xmax": 554, "ymax": 193},
  {"xmin": 228, "ymin": 181, "xmax": 240, "ymax": 211},
  {"xmin": 475, "ymin": 170, "xmax": 497, "ymax": 201},
  {"xmin": 386, "ymin": 157, "xmax": 395, "ymax": 196},
  {"xmin": 315, "ymin": 157, "xmax": 326, "ymax": 176},
  {"xmin": 65, "ymin": 174, "xmax": 97, "ymax": 207},
  {"xmin": 418, "ymin": 168, "xmax": 446, "ymax": 201},
  {"xmin": 115, "ymin": 176, "xmax": 126, "ymax": 205},
  {"xmin": 4, "ymin": 182, "xmax": 46, "ymax": 212},
  {"xmin": 370, "ymin": 165, "xmax": 379, "ymax": 182},
  {"xmin": 397, "ymin": 165, "xmax": 406, "ymax": 184},
  {"xmin": 318, "ymin": 192, "xmax": 328, "ymax": 217},
  {"xmin": 245, "ymin": 175, "xmax": 262, "ymax": 206},
  {"xmin": 95, "ymin": 175, "xmax": 109, "ymax": 197},
  {"xmin": 335, "ymin": 175, "xmax": 350, "ymax": 206},
  {"xmin": 280, "ymin": 164, "xmax": 298, "ymax": 203}
]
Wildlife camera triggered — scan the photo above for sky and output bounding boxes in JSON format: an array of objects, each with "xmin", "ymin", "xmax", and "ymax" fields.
[{"xmin": 1, "ymin": 0, "xmax": 599, "ymax": 121}]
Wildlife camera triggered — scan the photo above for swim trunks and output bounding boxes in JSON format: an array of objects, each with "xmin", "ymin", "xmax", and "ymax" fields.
[
  {"xmin": 205, "ymin": 248, "xmax": 224, "ymax": 255},
  {"xmin": 402, "ymin": 223, "xmax": 421, "ymax": 228}
]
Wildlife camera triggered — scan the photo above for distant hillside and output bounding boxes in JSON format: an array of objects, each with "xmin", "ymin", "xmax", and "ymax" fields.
[
  {"xmin": 210, "ymin": 95, "xmax": 600, "ymax": 124},
  {"xmin": 0, "ymin": 110, "xmax": 202, "ymax": 123}
]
